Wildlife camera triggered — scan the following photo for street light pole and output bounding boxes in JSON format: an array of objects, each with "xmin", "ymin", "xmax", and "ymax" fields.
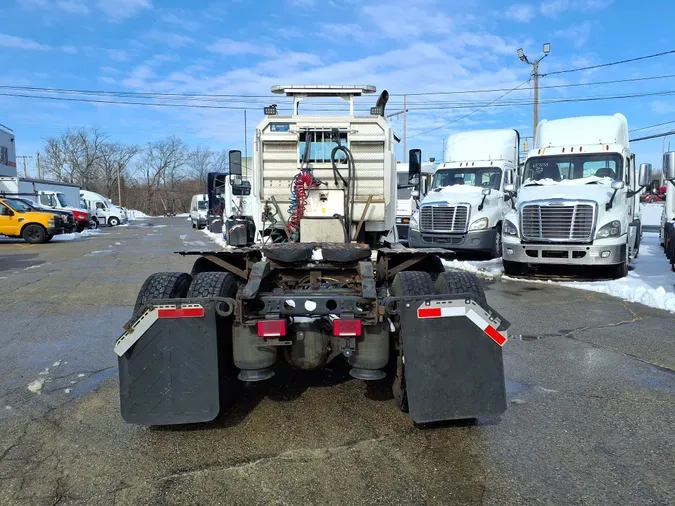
[
  {"xmin": 517, "ymin": 43, "xmax": 550, "ymax": 142},
  {"xmin": 403, "ymin": 94, "xmax": 407, "ymax": 162}
]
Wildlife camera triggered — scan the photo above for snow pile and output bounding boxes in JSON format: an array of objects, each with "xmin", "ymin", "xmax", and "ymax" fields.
[
  {"xmin": 176, "ymin": 213, "xmax": 190, "ymax": 218},
  {"xmin": 127, "ymin": 209, "xmax": 150, "ymax": 219},
  {"xmin": 201, "ymin": 228, "xmax": 232, "ymax": 249},
  {"xmin": 446, "ymin": 233, "xmax": 675, "ymax": 313},
  {"xmin": 443, "ymin": 258, "xmax": 504, "ymax": 278},
  {"xmin": 52, "ymin": 228, "xmax": 103, "ymax": 242},
  {"xmin": 640, "ymin": 202, "xmax": 664, "ymax": 227},
  {"xmin": 27, "ymin": 378, "xmax": 45, "ymax": 394}
]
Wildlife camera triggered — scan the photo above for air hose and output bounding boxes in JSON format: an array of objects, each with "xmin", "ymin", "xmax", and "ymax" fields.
[
  {"xmin": 287, "ymin": 132, "xmax": 323, "ymax": 241},
  {"xmin": 330, "ymin": 132, "xmax": 356, "ymax": 243}
]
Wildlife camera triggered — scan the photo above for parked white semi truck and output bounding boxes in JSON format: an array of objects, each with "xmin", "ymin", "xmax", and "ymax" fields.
[
  {"xmin": 80, "ymin": 189, "xmax": 126, "ymax": 227},
  {"xmin": 502, "ymin": 114, "xmax": 651, "ymax": 278},
  {"xmin": 395, "ymin": 161, "xmax": 436, "ymax": 244},
  {"xmin": 408, "ymin": 129, "xmax": 520, "ymax": 258},
  {"xmin": 660, "ymin": 152, "xmax": 675, "ymax": 269}
]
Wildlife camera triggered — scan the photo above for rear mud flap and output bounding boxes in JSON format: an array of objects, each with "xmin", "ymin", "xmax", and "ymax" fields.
[
  {"xmin": 393, "ymin": 296, "xmax": 508, "ymax": 424},
  {"xmin": 117, "ymin": 299, "xmax": 230, "ymax": 425}
]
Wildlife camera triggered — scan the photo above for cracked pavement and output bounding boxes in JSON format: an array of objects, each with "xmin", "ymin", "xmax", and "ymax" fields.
[{"xmin": 1, "ymin": 218, "xmax": 674, "ymax": 505}]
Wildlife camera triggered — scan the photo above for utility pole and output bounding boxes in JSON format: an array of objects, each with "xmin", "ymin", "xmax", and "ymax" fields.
[
  {"xmin": 403, "ymin": 94, "xmax": 407, "ymax": 162},
  {"xmin": 36, "ymin": 152, "xmax": 41, "ymax": 179},
  {"xmin": 517, "ymin": 43, "xmax": 551, "ymax": 141},
  {"xmin": 17, "ymin": 155, "xmax": 32, "ymax": 177},
  {"xmin": 117, "ymin": 162, "xmax": 123, "ymax": 207},
  {"xmin": 244, "ymin": 110, "xmax": 248, "ymax": 178}
]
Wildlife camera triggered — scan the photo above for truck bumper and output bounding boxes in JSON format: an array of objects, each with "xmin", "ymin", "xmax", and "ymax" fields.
[
  {"xmin": 502, "ymin": 237, "xmax": 626, "ymax": 265},
  {"xmin": 408, "ymin": 228, "xmax": 495, "ymax": 251}
]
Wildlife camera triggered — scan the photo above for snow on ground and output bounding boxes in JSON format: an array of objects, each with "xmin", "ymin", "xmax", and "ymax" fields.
[
  {"xmin": 127, "ymin": 209, "xmax": 150, "ymax": 219},
  {"xmin": 201, "ymin": 229, "xmax": 232, "ymax": 250},
  {"xmin": 52, "ymin": 228, "xmax": 103, "ymax": 242},
  {"xmin": 176, "ymin": 213, "xmax": 189, "ymax": 218},
  {"xmin": 640, "ymin": 202, "xmax": 664, "ymax": 227},
  {"xmin": 445, "ymin": 233, "xmax": 675, "ymax": 313}
]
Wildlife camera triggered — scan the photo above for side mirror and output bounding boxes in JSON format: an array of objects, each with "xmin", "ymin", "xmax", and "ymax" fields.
[
  {"xmin": 411, "ymin": 190, "xmax": 420, "ymax": 199},
  {"xmin": 504, "ymin": 183, "xmax": 515, "ymax": 193},
  {"xmin": 504, "ymin": 169, "xmax": 514, "ymax": 186},
  {"xmin": 638, "ymin": 163, "xmax": 652, "ymax": 187},
  {"xmin": 408, "ymin": 149, "xmax": 421, "ymax": 182},
  {"xmin": 664, "ymin": 152, "xmax": 675, "ymax": 181},
  {"xmin": 611, "ymin": 180, "xmax": 626, "ymax": 191},
  {"xmin": 229, "ymin": 150, "xmax": 242, "ymax": 176},
  {"xmin": 481, "ymin": 188, "xmax": 491, "ymax": 196}
]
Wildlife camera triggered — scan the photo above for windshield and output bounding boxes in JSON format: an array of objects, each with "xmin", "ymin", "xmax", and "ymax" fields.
[
  {"xmin": 4, "ymin": 199, "xmax": 32, "ymax": 212},
  {"xmin": 56, "ymin": 193, "xmax": 69, "ymax": 207},
  {"xmin": 198, "ymin": 201, "xmax": 208, "ymax": 210},
  {"xmin": 524, "ymin": 154, "xmax": 623, "ymax": 183},
  {"xmin": 397, "ymin": 172, "xmax": 412, "ymax": 199},
  {"xmin": 431, "ymin": 168, "xmax": 502, "ymax": 190}
]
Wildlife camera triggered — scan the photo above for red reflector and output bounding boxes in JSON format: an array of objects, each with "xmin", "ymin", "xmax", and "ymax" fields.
[
  {"xmin": 157, "ymin": 307, "xmax": 204, "ymax": 319},
  {"xmin": 257, "ymin": 320, "xmax": 286, "ymax": 337},
  {"xmin": 332, "ymin": 319, "xmax": 362, "ymax": 336},
  {"xmin": 417, "ymin": 307, "xmax": 442, "ymax": 319},
  {"xmin": 484, "ymin": 325, "xmax": 507, "ymax": 347}
]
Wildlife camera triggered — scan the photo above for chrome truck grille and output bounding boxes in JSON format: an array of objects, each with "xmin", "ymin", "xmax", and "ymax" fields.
[
  {"xmin": 420, "ymin": 205, "xmax": 469, "ymax": 233},
  {"xmin": 521, "ymin": 202, "xmax": 596, "ymax": 242}
]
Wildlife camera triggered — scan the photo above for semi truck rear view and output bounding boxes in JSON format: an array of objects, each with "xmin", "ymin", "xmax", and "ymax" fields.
[
  {"xmin": 115, "ymin": 85, "xmax": 510, "ymax": 427},
  {"xmin": 502, "ymin": 114, "xmax": 651, "ymax": 278}
]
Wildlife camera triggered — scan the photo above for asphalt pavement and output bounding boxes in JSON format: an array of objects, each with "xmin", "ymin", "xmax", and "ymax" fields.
[{"xmin": 0, "ymin": 218, "xmax": 674, "ymax": 506}]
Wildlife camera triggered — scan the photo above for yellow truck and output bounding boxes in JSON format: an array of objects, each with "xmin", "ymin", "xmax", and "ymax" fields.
[{"xmin": 0, "ymin": 197, "xmax": 65, "ymax": 244}]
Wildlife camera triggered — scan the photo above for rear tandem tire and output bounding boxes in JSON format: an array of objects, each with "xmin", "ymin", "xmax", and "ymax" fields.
[
  {"xmin": 133, "ymin": 272, "xmax": 192, "ymax": 317},
  {"xmin": 435, "ymin": 270, "xmax": 487, "ymax": 307},
  {"xmin": 389, "ymin": 271, "xmax": 436, "ymax": 413},
  {"xmin": 186, "ymin": 271, "xmax": 241, "ymax": 411}
]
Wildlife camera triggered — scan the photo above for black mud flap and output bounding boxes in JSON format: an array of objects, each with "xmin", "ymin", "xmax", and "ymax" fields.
[
  {"xmin": 394, "ymin": 296, "xmax": 508, "ymax": 424},
  {"xmin": 117, "ymin": 299, "xmax": 229, "ymax": 425}
]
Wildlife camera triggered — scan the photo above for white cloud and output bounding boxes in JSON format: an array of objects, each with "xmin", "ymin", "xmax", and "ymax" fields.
[
  {"xmin": 554, "ymin": 21, "xmax": 593, "ymax": 47},
  {"xmin": 106, "ymin": 49, "xmax": 130, "ymax": 62},
  {"xmin": 98, "ymin": 0, "xmax": 151, "ymax": 21},
  {"xmin": 361, "ymin": 1, "xmax": 454, "ymax": 38},
  {"xmin": 540, "ymin": 0, "xmax": 613, "ymax": 16},
  {"xmin": 650, "ymin": 101, "xmax": 675, "ymax": 115},
  {"xmin": 505, "ymin": 4, "xmax": 536, "ymax": 22},
  {"xmin": 208, "ymin": 38, "xmax": 276, "ymax": 57},
  {"xmin": 318, "ymin": 23, "xmax": 374, "ymax": 42},
  {"xmin": 287, "ymin": 0, "xmax": 316, "ymax": 5},
  {"xmin": 143, "ymin": 29, "xmax": 194, "ymax": 48},
  {"xmin": 161, "ymin": 9, "xmax": 200, "ymax": 31},
  {"xmin": 0, "ymin": 33, "xmax": 51, "ymax": 51},
  {"xmin": 60, "ymin": 44, "xmax": 78, "ymax": 53},
  {"xmin": 56, "ymin": 0, "xmax": 89, "ymax": 14}
]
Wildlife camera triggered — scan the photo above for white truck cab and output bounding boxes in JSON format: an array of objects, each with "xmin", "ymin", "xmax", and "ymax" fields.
[
  {"xmin": 502, "ymin": 114, "xmax": 651, "ymax": 278},
  {"xmin": 80, "ymin": 189, "xmax": 125, "ymax": 227},
  {"xmin": 408, "ymin": 129, "xmax": 520, "ymax": 258},
  {"xmin": 395, "ymin": 161, "xmax": 435, "ymax": 244},
  {"xmin": 660, "ymin": 152, "xmax": 675, "ymax": 267}
]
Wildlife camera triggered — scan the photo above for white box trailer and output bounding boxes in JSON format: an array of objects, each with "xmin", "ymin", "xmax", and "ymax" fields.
[{"xmin": 0, "ymin": 127, "xmax": 17, "ymax": 177}]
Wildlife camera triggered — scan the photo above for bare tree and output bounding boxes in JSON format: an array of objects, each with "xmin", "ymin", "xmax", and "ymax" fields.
[
  {"xmin": 186, "ymin": 147, "xmax": 230, "ymax": 190},
  {"xmin": 97, "ymin": 142, "xmax": 140, "ymax": 204},
  {"xmin": 138, "ymin": 136, "xmax": 187, "ymax": 215},
  {"xmin": 42, "ymin": 128, "xmax": 106, "ymax": 187}
]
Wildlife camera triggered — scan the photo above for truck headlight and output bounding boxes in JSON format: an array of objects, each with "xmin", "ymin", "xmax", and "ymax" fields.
[
  {"xmin": 409, "ymin": 213, "xmax": 419, "ymax": 231},
  {"xmin": 596, "ymin": 220, "xmax": 621, "ymax": 238},
  {"xmin": 503, "ymin": 219, "xmax": 518, "ymax": 236},
  {"xmin": 469, "ymin": 217, "xmax": 489, "ymax": 230},
  {"xmin": 48, "ymin": 219, "xmax": 55, "ymax": 227}
]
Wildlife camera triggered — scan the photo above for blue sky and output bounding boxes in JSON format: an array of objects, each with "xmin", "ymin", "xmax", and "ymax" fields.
[{"xmin": 1, "ymin": 0, "xmax": 674, "ymax": 176}]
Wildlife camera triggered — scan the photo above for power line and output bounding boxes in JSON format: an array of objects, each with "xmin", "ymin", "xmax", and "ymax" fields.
[
  {"xmin": 630, "ymin": 129, "xmax": 675, "ymax": 142},
  {"xmin": 629, "ymin": 119, "xmax": 675, "ymax": 133},
  {"xmin": 542, "ymin": 49, "xmax": 675, "ymax": 77},
  {"xmin": 406, "ymin": 79, "xmax": 532, "ymax": 140}
]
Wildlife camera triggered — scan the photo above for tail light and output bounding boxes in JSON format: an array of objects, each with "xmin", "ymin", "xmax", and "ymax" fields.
[
  {"xmin": 332, "ymin": 319, "xmax": 362, "ymax": 337},
  {"xmin": 257, "ymin": 320, "xmax": 286, "ymax": 337}
]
